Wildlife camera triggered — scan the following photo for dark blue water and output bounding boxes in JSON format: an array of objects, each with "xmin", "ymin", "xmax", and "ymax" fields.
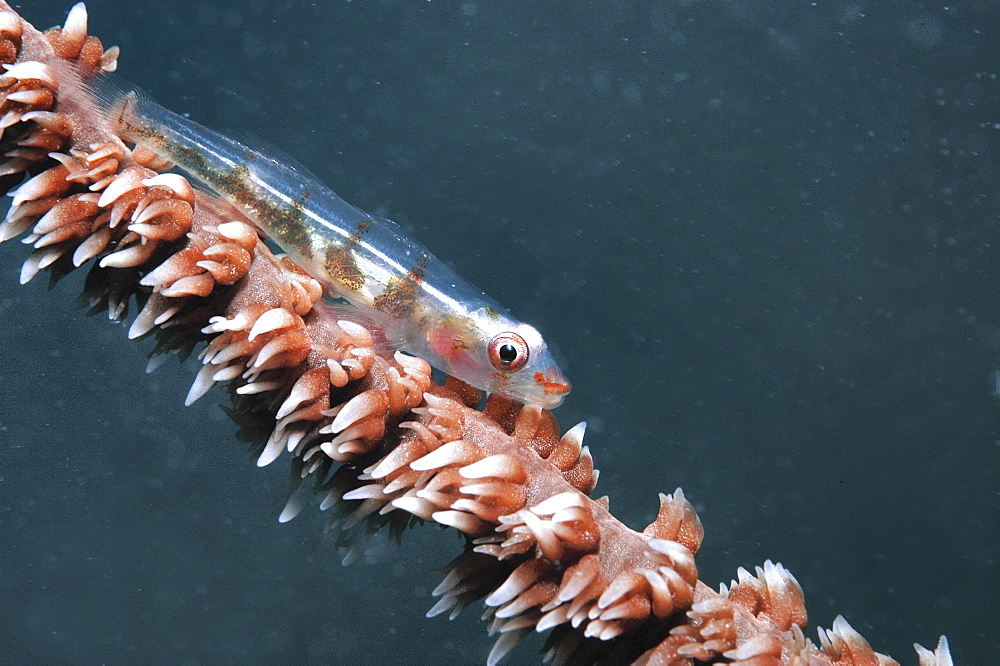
[{"xmin": 1, "ymin": 1, "xmax": 995, "ymax": 663}]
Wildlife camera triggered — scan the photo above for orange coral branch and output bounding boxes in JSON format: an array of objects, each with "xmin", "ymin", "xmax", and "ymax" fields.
[{"xmin": 0, "ymin": 4, "xmax": 955, "ymax": 665}]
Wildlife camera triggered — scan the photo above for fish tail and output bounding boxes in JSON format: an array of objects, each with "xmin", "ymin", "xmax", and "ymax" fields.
[{"xmin": 51, "ymin": 60, "xmax": 152, "ymax": 141}]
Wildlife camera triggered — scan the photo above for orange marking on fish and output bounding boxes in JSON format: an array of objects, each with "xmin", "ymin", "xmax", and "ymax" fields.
[{"xmin": 534, "ymin": 372, "xmax": 570, "ymax": 395}]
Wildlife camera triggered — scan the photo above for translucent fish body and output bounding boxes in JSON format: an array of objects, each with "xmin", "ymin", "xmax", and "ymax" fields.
[{"xmin": 101, "ymin": 88, "xmax": 570, "ymax": 407}]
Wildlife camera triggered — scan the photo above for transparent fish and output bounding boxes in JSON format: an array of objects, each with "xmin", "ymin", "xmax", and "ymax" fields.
[{"xmin": 73, "ymin": 76, "xmax": 570, "ymax": 407}]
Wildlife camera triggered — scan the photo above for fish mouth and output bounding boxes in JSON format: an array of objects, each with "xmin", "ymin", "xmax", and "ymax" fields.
[{"xmin": 533, "ymin": 370, "xmax": 571, "ymax": 407}]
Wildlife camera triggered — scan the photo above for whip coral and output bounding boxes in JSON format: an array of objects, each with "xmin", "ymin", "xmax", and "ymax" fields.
[{"xmin": 0, "ymin": 3, "xmax": 964, "ymax": 664}]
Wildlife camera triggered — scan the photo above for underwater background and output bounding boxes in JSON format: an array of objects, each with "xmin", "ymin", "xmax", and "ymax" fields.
[{"xmin": 1, "ymin": 1, "xmax": 996, "ymax": 663}]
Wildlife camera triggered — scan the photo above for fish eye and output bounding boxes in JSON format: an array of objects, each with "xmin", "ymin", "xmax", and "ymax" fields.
[{"xmin": 488, "ymin": 332, "xmax": 529, "ymax": 372}]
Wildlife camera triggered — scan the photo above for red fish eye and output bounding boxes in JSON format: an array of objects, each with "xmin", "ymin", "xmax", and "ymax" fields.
[{"xmin": 488, "ymin": 332, "xmax": 529, "ymax": 372}]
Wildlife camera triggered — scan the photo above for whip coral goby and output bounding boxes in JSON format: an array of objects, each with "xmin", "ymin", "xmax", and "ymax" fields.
[
  {"xmin": 0, "ymin": 3, "xmax": 957, "ymax": 664},
  {"xmin": 59, "ymin": 57, "xmax": 570, "ymax": 408}
]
